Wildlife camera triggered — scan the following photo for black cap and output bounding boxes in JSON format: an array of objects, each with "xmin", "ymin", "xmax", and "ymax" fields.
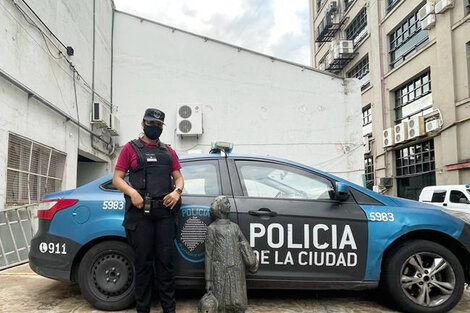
[{"xmin": 143, "ymin": 108, "xmax": 165, "ymax": 124}]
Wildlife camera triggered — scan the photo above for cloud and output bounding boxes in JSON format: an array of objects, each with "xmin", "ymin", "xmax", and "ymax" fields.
[{"xmin": 113, "ymin": 0, "xmax": 310, "ymax": 65}]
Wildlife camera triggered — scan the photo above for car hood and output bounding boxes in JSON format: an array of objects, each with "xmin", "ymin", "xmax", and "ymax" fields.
[{"xmin": 384, "ymin": 195, "xmax": 442, "ymax": 210}]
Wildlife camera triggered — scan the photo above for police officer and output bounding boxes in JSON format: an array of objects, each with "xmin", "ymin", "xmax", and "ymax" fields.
[{"xmin": 113, "ymin": 108, "xmax": 184, "ymax": 313}]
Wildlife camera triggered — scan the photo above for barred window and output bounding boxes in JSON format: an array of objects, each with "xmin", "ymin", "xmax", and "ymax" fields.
[
  {"xmin": 362, "ymin": 106, "xmax": 372, "ymax": 126},
  {"xmin": 387, "ymin": 0, "xmax": 402, "ymax": 12},
  {"xmin": 395, "ymin": 71, "xmax": 432, "ymax": 121},
  {"xmin": 348, "ymin": 55, "xmax": 369, "ymax": 79},
  {"xmin": 6, "ymin": 134, "xmax": 66, "ymax": 206},
  {"xmin": 346, "ymin": 8, "xmax": 367, "ymax": 41},
  {"xmin": 364, "ymin": 156, "xmax": 374, "ymax": 190},
  {"xmin": 396, "ymin": 140, "xmax": 435, "ymax": 177},
  {"xmin": 389, "ymin": 9, "xmax": 429, "ymax": 68}
]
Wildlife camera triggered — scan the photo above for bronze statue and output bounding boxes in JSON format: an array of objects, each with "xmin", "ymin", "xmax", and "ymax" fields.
[{"xmin": 200, "ymin": 196, "xmax": 258, "ymax": 313}]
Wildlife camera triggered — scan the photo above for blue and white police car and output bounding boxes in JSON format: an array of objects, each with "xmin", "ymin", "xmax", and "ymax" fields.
[{"xmin": 29, "ymin": 146, "xmax": 470, "ymax": 313}]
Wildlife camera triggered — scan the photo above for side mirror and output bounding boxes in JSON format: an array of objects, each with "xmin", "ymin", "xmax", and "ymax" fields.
[
  {"xmin": 335, "ymin": 182, "xmax": 349, "ymax": 201},
  {"xmin": 459, "ymin": 198, "xmax": 470, "ymax": 204}
]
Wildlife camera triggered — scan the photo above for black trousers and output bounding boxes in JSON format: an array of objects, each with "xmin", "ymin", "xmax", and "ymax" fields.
[{"xmin": 124, "ymin": 205, "xmax": 177, "ymax": 313}]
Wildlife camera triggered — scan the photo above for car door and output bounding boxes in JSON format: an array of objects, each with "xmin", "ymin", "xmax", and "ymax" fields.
[
  {"xmin": 174, "ymin": 158, "xmax": 234, "ymax": 280},
  {"xmin": 228, "ymin": 158, "xmax": 368, "ymax": 284}
]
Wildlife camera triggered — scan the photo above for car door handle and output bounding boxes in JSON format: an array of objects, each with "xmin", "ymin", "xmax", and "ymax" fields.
[
  {"xmin": 443, "ymin": 203, "xmax": 448, "ymax": 207},
  {"xmin": 248, "ymin": 208, "xmax": 277, "ymax": 217}
]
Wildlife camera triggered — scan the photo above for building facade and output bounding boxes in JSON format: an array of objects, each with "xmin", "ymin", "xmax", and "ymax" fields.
[{"xmin": 310, "ymin": 0, "xmax": 470, "ymax": 199}]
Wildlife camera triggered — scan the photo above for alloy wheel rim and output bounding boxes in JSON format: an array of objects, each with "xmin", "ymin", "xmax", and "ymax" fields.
[{"xmin": 400, "ymin": 252, "xmax": 456, "ymax": 307}]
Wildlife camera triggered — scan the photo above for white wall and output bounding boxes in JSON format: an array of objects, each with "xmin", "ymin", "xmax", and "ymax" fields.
[
  {"xmin": 0, "ymin": 0, "xmax": 114, "ymax": 209},
  {"xmin": 113, "ymin": 12, "xmax": 364, "ymax": 184}
]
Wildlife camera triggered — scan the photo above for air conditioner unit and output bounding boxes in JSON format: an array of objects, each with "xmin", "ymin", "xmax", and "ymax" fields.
[
  {"xmin": 383, "ymin": 128, "xmax": 394, "ymax": 147},
  {"xmin": 407, "ymin": 116, "xmax": 425, "ymax": 139},
  {"xmin": 394, "ymin": 122, "xmax": 408, "ymax": 144},
  {"xmin": 378, "ymin": 177, "xmax": 393, "ymax": 188},
  {"xmin": 353, "ymin": 27, "xmax": 368, "ymax": 46},
  {"xmin": 364, "ymin": 137, "xmax": 371, "ymax": 154},
  {"xmin": 421, "ymin": 14, "xmax": 436, "ymax": 30},
  {"xmin": 91, "ymin": 102, "xmax": 111, "ymax": 128},
  {"xmin": 426, "ymin": 119, "xmax": 440, "ymax": 133},
  {"xmin": 176, "ymin": 104, "xmax": 203, "ymax": 136},
  {"xmin": 328, "ymin": 1, "xmax": 338, "ymax": 13},
  {"xmin": 332, "ymin": 40, "xmax": 354, "ymax": 58},
  {"xmin": 359, "ymin": 73, "xmax": 370, "ymax": 87},
  {"xmin": 435, "ymin": 0, "xmax": 454, "ymax": 14},
  {"xmin": 418, "ymin": 2, "xmax": 435, "ymax": 20},
  {"xmin": 107, "ymin": 114, "xmax": 120, "ymax": 136}
]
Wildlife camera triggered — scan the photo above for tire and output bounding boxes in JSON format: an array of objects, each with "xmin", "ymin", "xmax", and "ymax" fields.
[
  {"xmin": 77, "ymin": 240, "xmax": 135, "ymax": 311},
  {"xmin": 382, "ymin": 239, "xmax": 465, "ymax": 313}
]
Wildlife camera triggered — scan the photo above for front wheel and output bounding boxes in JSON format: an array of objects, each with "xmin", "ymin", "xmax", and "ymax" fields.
[
  {"xmin": 382, "ymin": 239, "xmax": 465, "ymax": 313},
  {"xmin": 77, "ymin": 240, "xmax": 135, "ymax": 311}
]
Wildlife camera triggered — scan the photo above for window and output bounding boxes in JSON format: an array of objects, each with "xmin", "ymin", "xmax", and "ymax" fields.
[
  {"xmin": 396, "ymin": 140, "xmax": 435, "ymax": 177},
  {"xmin": 346, "ymin": 8, "xmax": 367, "ymax": 42},
  {"xmin": 236, "ymin": 161, "xmax": 334, "ymax": 200},
  {"xmin": 362, "ymin": 106, "xmax": 372, "ymax": 126},
  {"xmin": 6, "ymin": 133, "xmax": 66, "ymax": 206},
  {"xmin": 387, "ymin": 0, "xmax": 402, "ymax": 12},
  {"xmin": 467, "ymin": 42, "xmax": 470, "ymax": 97},
  {"xmin": 450, "ymin": 190, "xmax": 470, "ymax": 204},
  {"xmin": 389, "ymin": 8, "xmax": 429, "ymax": 68},
  {"xmin": 180, "ymin": 161, "xmax": 221, "ymax": 196},
  {"xmin": 348, "ymin": 55, "xmax": 370, "ymax": 90},
  {"xmin": 364, "ymin": 156, "xmax": 374, "ymax": 190},
  {"xmin": 101, "ymin": 176, "xmax": 129, "ymax": 191},
  {"xmin": 344, "ymin": 0, "xmax": 355, "ymax": 11},
  {"xmin": 395, "ymin": 71, "xmax": 432, "ymax": 122},
  {"xmin": 431, "ymin": 191, "xmax": 447, "ymax": 203}
]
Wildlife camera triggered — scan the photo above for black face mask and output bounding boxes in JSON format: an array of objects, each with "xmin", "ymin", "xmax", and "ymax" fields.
[{"xmin": 143, "ymin": 125, "xmax": 162, "ymax": 140}]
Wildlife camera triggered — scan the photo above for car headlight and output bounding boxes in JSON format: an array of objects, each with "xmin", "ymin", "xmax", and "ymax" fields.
[{"xmin": 443, "ymin": 209, "xmax": 470, "ymax": 224}]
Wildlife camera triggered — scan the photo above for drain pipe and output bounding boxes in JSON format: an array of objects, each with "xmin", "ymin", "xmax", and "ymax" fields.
[{"xmin": 90, "ymin": 0, "xmax": 113, "ymax": 156}]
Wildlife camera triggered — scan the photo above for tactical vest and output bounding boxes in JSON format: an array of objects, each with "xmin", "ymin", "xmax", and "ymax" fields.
[{"xmin": 128, "ymin": 139, "xmax": 173, "ymax": 198}]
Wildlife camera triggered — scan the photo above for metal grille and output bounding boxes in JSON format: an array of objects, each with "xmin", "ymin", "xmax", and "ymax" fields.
[
  {"xmin": 0, "ymin": 204, "xmax": 38, "ymax": 270},
  {"xmin": 6, "ymin": 133, "xmax": 66, "ymax": 206}
]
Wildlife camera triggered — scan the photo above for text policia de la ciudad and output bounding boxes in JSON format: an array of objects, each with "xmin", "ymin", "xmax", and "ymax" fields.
[{"xmin": 250, "ymin": 223, "xmax": 358, "ymax": 267}]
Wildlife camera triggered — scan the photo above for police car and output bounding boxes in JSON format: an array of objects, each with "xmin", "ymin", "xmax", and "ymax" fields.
[{"xmin": 29, "ymin": 144, "xmax": 470, "ymax": 313}]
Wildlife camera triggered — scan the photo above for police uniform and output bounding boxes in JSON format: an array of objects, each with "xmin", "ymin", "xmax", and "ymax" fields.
[{"xmin": 120, "ymin": 109, "xmax": 181, "ymax": 313}]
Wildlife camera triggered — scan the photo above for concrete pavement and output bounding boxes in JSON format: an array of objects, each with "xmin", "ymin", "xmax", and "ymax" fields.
[{"xmin": 1, "ymin": 263, "xmax": 470, "ymax": 313}]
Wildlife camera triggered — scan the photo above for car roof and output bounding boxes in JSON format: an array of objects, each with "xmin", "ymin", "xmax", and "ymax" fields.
[{"xmin": 422, "ymin": 185, "xmax": 468, "ymax": 190}]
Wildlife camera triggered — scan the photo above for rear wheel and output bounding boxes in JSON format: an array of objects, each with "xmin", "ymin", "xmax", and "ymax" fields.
[
  {"xmin": 77, "ymin": 240, "xmax": 135, "ymax": 311},
  {"xmin": 382, "ymin": 240, "xmax": 465, "ymax": 313}
]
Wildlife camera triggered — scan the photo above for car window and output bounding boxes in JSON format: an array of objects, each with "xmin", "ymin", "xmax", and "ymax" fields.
[
  {"xmin": 180, "ymin": 161, "xmax": 221, "ymax": 196},
  {"xmin": 236, "ymin": 161, "xmax": 334, "ymax": 200},
  {"xmin": 450, "ymin": 190, "xmax": 469, "ymax": 204},
  {"xmin": 431, "ymin": 190, "xmax": 446, "ymax": 203},
  {"xmin": 101, "ymin": 175, "xmax": 129, "ymax": 191}
]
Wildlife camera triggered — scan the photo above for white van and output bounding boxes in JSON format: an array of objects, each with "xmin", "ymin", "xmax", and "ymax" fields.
[{"xmin": 419, "ymin": 184, "xmax": 470, "ymax": 211}]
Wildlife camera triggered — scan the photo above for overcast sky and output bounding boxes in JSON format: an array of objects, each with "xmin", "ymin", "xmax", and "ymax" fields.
[{"xmin": 113, "ymin": 0, "xmax": 311, "ymax": 65}]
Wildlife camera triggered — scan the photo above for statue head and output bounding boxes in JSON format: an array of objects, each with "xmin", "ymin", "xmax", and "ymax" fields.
[{"xmin": 210, "ymin": 196, "xmax": 231, "ymax": 219}]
